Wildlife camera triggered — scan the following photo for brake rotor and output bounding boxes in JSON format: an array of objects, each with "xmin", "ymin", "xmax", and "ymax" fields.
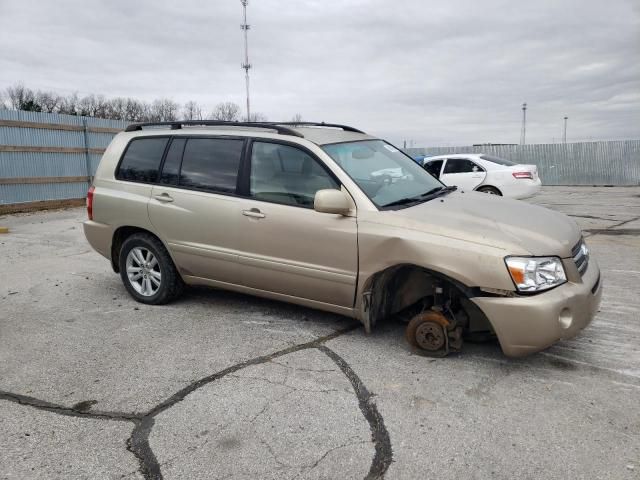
[
  {"xmin": 414, "ymin": 321, "xmax": 446, "ymax": 351},
  {"xmin": 405, "ymin": 310, "xmax": 451, "ymax": 357}
]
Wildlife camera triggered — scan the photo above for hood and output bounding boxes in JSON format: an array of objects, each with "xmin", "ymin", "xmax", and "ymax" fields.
[{"xmin": 376, "ymin": 191, "xmax": 581, "ymax": 257}]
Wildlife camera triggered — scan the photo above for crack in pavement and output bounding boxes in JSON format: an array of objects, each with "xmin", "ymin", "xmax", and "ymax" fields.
[
  {"xmin": 0, "ymin": 323, "xmax": 394, "ymax": 480},
  {"xmin": 289, "ymin": 439, "xmax": 370, "ymax": 480},
  {"xmin": 583, "ymin": 228, "xmax": 640, "ymax": 236},
  {"xmin": 0, "ymin": 390, "xmax": 138, "ymax": 422},
  {"xmin": 583, "ymin": 216, "xmax": 640, "ymax": 237},
  {"xmin": 567, "ymin": 214, "xmax": 621, "ymax": 221},
  {"xmin": 318, "ymin": 345, "xmax": 393, "ymax": 480}
]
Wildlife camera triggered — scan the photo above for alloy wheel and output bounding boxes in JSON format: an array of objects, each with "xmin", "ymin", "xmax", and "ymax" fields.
[{"xmin": 126, "ymin": 247, "xmax": 161, "ymax": 296}]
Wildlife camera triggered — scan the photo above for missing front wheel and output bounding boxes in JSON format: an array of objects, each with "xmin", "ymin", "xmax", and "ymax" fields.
[{"xmin": 405, "ymin": 310, "xmax": 463, "ymax": 357}]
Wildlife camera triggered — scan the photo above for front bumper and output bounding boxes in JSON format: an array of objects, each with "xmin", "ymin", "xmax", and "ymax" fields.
[{"xmin": 471, "ymin": 258, "xmax": 602, "ymax": 357}]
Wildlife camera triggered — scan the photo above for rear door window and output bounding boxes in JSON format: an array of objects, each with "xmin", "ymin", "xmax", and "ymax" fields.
[
  {"xmin": 179, "ymin": 138, "xmax": 244, "ymax": 193},
  {"xmin": 117, "ymin": 137, "xmax": 169, "ymax": 183},
  {"xmin": 443, "ymin": 159, "xmax": 482, "ymax": 174}
]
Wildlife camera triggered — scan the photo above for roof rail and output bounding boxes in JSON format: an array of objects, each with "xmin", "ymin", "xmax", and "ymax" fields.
[
  {"xmin": 273, "ymin": 122, "xmax": 365, "ymax": 134},
  {"xmin": 124, "ymin": 120, "xmax": 304, "ymax": 137}
]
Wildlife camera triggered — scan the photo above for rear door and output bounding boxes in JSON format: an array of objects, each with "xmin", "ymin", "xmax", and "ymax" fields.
[
  {"xmin": 148, "ymin": 136, "xmax": 245, "ymax": 284},
  {"xmin": 236, "ymin": 140, "xmax": 358, "ymax": 307},
  {"xmin": 440, "ymin": 158, "xmax": 486, "ymax": 190}
]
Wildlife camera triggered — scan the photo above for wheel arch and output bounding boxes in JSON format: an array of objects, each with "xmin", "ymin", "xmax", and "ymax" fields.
[
  {"xmin": 359, "ymin": 263, "xmax": 478, "ymax": 332},
  {"xmin": 475, "ymin": 184, "xmax": 502, "ymax": 195},
  {"xmin": 111, "ymin": 226, "xmax": 170, "ymax": 273}
]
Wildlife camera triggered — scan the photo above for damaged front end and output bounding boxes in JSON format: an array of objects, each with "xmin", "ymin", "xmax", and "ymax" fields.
[{"xmin": 360, "ymin": 265, "xmax": 499, "ymax": 357}]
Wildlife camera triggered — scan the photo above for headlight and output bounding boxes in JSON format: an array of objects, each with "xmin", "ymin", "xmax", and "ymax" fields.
[{"xmin": 505, "ymin": 256, "xmax": 567, "ymax": 292}]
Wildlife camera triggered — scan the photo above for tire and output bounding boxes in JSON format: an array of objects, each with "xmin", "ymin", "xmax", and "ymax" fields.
[
  {"xmin": 477, "ymin": 186, "xmax": 502, "ymax": 196},
  {"xmin": 118, "ymin": 233, "xmax": 184, "ymax": 305}
]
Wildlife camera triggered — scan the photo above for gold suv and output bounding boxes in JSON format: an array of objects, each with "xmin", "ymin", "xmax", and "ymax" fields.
[{"xmin": 84, "ymin": 121, "xmax": 602, "ymax": 357}]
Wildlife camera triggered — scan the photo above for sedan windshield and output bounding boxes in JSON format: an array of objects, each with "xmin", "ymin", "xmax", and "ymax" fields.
[{"xmin": 322, "ymin": 140, "xmax": 445, "ymax": 209}]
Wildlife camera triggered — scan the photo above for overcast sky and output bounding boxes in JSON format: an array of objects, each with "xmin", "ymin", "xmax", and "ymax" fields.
[{"xmin": 1, "ymin": 0, "xmax": 638, "ymax": 146}]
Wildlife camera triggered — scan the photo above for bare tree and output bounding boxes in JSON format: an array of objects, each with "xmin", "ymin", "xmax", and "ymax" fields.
[
  {"xmin": 290, "ymin": 113, "xmax": 303, "ymax": 124},
  {"xmin": 58, "ymin": 92, "xmax": 80, "ymax": 115},
  {"xmin": 93, "ymin": 95, "xmax": 109, "ymax": 118},
  {"xmin": 77, "ymin": 95, "xmax": 108, "ymax": 118},
  {"xmin": 124, "ymin": 98, "xmax": 148, "ymax": 122},
  {"xmin": 182, "ymin": 101, "xmax": 203, "ymax": 121},
  {"xmin": 248, "ymin": 112, "xmax": 268, "ymax": 122},
  {"xmin": 78, "ymin": 95, "xmax": 96, "ymax": 116},
  {"xmin": 36, "ymin": 90, "xmax": 61, "ymax": 113},
  {"xmin": 0, "ymin": 84, "xmax": 240, "ymax": 125},
  {"xmin": 210, "ymin": 102, "xmax": 241, "ymax": 121},
  {"xmin": 104, "ymin": 97, "xmax": 125, "ymax": 119},
  {"xmin": 5, "ymin": 84, "xmax": 27, "ymax": 109},
  {"xmin": 149, "ymin": 98, "xmax": 179, "ymax": 122},
  {"xmin": 6, "ymin": 83, "xmax": 39, "ymax": 111}
]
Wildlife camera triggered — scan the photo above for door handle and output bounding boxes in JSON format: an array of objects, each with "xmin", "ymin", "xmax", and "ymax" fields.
[
  {"xmin": 242, "ymin": 208, "xmax": 266, "ymax": 219},
  {"xmin": 153, "ymin": 193, "xmax": 174, "ymax": 203}
]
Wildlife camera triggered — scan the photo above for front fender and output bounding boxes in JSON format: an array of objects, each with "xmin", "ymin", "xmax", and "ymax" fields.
[{"xmin": 355, "ymin": 218, "xmax": 515, "ymax": 321}]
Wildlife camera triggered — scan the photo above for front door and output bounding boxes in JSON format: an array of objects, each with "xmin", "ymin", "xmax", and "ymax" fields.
[
  {"xmin": 237, "ymin": 140, "xmax": 358, "ymax": 307},
  {"xmin": 440, "ymin": 158, "xmax": 486, "ymax": 191},
  {"xmin": 148, "ymin": 136, "xmax": 246, "ymax": 283},
  {"xmin": 424, "ymin": 159, "xmax": 444, "ymax": 178}
]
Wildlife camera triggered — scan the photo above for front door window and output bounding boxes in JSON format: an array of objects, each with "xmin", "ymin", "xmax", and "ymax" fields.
[{"xmin": 250, "ymin": 142, "xmax": 339, "ymax": 207}]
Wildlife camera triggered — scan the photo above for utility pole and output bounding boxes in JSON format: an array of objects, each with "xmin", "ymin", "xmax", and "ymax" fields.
[
  {"xmin": 563, "ymin": 116, "xmax": 568, "ymax": 144},
  {"xmin": 519, "ymin": 102, "xmax": 527, "ymax": 145},
  {"xmin": 240, "ymin": 0, "xmax": 251, "ymax": 121}
]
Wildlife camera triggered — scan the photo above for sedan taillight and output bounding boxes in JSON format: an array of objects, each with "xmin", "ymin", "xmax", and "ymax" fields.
[
  {"xmin": 87, "ymin": 185, "xmax": 95, "ymax": 220},
  {"xmin": 512, "ymin": 171, "xmax": 533, "ymax": 179}
]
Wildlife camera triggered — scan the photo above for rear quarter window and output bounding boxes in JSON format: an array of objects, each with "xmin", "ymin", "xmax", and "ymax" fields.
[
  {"xmin": 116, "ymin": 137, "xmax": 169, "ymax": 183},
  {"xmin": 480, "ymin": 155, "xmax": 518, "ymax": 166},
  {"xmin": 159, "ymin": 138, "xmax": 186, "ymax": 185}
]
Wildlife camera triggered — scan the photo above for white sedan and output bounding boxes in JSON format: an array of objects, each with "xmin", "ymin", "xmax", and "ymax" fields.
[{"xmin": 422, "ymin": 153, "xmax": 542, "ymax": 199}]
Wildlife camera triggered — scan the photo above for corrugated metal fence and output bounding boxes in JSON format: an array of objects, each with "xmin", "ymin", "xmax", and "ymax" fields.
[
  {"xmin": 1, "ymin": 109, "xmax": 639, "ymax": 212},
  {"xmin": 405, "ymin": 141, "xmax": 640, "ymax": 186},
  {"xmin": 0, "ymin": 110, "xmax": 126, "ymax": 212}
]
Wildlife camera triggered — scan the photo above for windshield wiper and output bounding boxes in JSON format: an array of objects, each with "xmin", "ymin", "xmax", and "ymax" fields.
[
  {"xmin": 432, "ymin": 185, "xmax": 457, "ymax": 197},
  {"xmin": 382, "ymin": 185, "xmax": 457, "ymax": 209}
]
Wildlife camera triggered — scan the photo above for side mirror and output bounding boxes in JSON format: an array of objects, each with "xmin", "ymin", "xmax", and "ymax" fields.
[{"xmin": 314, "ymin": 189, "xmax": 351, "ymax": 215}]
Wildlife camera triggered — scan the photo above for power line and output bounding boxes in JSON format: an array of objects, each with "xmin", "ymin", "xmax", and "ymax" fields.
[{"xmin": 240, "ymin": 0, "xmax": 251, "ymax": 121}]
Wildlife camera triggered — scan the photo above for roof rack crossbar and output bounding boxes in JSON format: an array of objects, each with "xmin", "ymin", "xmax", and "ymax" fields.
[
  {"xmin": 272, "ymin": 122, "xmax": 365, "ymax": 134},
  {"xmin": 124, "ymin": 120, "xmax": 304, "ymax": 137}
]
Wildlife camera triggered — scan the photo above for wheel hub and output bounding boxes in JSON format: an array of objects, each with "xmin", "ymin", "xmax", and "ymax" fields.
[
  {"xmin": 415, "ymin": 321, "xmax": 446, "ymax": 351},
  {"xmin": 405, "ymin": 309, "xmax": 463, "ymax": 357}
]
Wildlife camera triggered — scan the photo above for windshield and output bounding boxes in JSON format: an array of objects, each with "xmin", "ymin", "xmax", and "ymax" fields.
[
  {"xmin": 480, "ymin": 154, "xmax": 518, "ymax": 166},
  {"xmin": 322, "ymin": 140, "xmax": 444, "ymax": 208}
]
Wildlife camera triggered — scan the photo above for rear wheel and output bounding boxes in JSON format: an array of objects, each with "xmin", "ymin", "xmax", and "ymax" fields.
[
  {"xmin": 477, "ymin": 186, "xmax": 502, "ymax": 195},
  {"xmin": 118, "ymin": 233, "xmax": 184, "ymax": 304}
]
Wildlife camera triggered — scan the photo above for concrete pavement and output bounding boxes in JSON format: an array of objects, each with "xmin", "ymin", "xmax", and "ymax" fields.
[{"xmin": 1, "ymin": 186, "xmax": 638, "ymax": 479}]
